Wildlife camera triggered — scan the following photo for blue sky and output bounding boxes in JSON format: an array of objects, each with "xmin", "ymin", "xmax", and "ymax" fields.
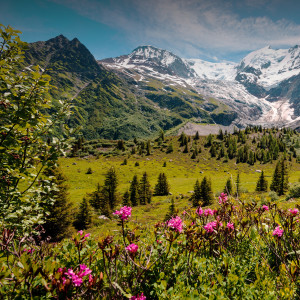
[{"xmin": 1, "ymin": 0, "xmax": 300, "ymax": 62}]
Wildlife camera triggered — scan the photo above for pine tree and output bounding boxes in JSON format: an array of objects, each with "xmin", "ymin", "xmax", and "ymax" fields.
[
  {"xmin": 166, "ymin": 143, "xmax": 174, "ymax": 153},
  {"xmin": 146, "ymin": 140, "xmax": 151, "ymax": 156},
  {"xmin": 256, "ymin": 171, "xmax": 268, "ymax": 192},
  {"xmin": 122, "ymin": 190, "xmax": 131, "ymax": 206},
  {"xmin": 74, "ymin": 197, "xmax": 92, "ymax": 230},
  {"xmin": 154, "ymin": 173, "xmax": 170, "ymax": 196},
  {"xmin": 280, "ymin": 159, "xmax": 289, "ymax": 195},
  {"xmin": 164, "ymin": 198, "xmax": 176, "ymax": 221},
  {"xmin": 192, "ymin": 179, "xmax": 202, "ymax": 207},
  {"xmin": 236, "ymin": 172, "xmax": 241, "ymax": 196},
  {"xmin": 200, "ymin": 177, "xmax": 214, "ymax": 206},
  {"xmin": 183, "ymin": 144, "xmax": 189, "ymax": 153},
  {"xmin": 130, "ymin": 175, "xmax": 139, "ymax": 206},
  {"xmin": 194, "ymin": 131, "xmax": 200, "ymax": 140},
  {"xmin": 89, "ymin": 183, "xmax": 102, "ymax": 210},
  {"xmin": 42, "ymin": 167, "xmax": 73, "ymax": 241},
  {"xmin": 139, "ymin": 172, "xmax": 152, "ymax": 204},
  {"xmin": 224, "ymin": 178, "xmax": 233, "ymax": 195},
  {"xmin": 270, "ymin": 159, "xmax": 288, "ymax": 195},
  {"xmin": 104, "ymin": 167, "xmax": 118, "ymax": 209}
]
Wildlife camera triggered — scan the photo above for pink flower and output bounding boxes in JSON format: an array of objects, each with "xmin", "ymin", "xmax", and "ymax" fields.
[
  {"xmin": 84, "ymin": 233, "xmax": 91, "ymax": 238},
  {"xmin": 89, "ymin": 274, "xmax": 93, "ymax": 284},
  {"xmin": 182, "ymin": 210, "xmax": 187, "ymax": 215},
  {"xmin": 204, "ymin": 221, "xmax": 217, "ymax": 233},
  {"xmin": 227, "ymin": 222, "xmax": 234, "ymax": 230},
  {"xmin": 218, "ymin": 193, "xmax": 228, "ymax": 204},
  {"xmin": 113, "ymin": 206, "xmax": 132, "ymax": 220},
  {"xmin": 167, "ymin": 216, "xmax": 183, "ymax": 233},
  {"xmin": 72, "ymin": 275, "xmax": 83, "ymax": 287},
  {"xmin": 126, "ymin": 243, "xmax": 139, "ymax": 254},
  {"xmin": 262, "ymin": 205, "xmax": 269, "ymax": 211},
  {"xmin": 64, "ymin": 265, "xmax": 93, "ymax": 287},
  {"xmin": 196, "ymin": 207, "xmax": 203, "ymax": 216},
  {"xmin": 131, "ymin": 293, "xmax": 146, "ymax": 300},
  {"xmin": 204, "ymin": 209, "xmax": 215, "ymax": 216},
  {"xmin": 272, "ymin": 226, "xmax": 284, "ymax": 237},
  {"xmin": 77, "ymin": 230, "xmax": 83, "ymax": 235},
  {"xmin": 289, "ymin": 208, "xmax": 299, "ymax": 216},
  {"xmin": 78, "ymin": 264, "xmax": 92, "ymax": 277}
]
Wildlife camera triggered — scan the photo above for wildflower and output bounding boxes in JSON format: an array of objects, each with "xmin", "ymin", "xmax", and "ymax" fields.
[
  {"xmin": 204, "ymin": 208, "xmax": 214, "ymax": 216},
  {"xmin": 89, "ymin": 274, "xmax": 93, "ymax": 284},
  {"xmin": 204, "ymin": 221, "xmax": 217, "ymax": 233},
  {"xmin": 167, "ymin": 216, "xmax": 183, "ymax": 233},
  {"xmin": 64, "ymin": 265, "xmax": 93, "ymax": 287},
  {"xmin": 272, "ymin": 226, "xmax": 284, "ymax": 237},
  {"xmin": 131, "ymin": 293, "xmax": 146, "ymax": 300},
  {"xmin": 289, "ymin": 208, "xmax": 299, "ymax": 216},
  {"xmin": 196, "ymin": 207, "xmax": 203, "ymax": 216},
  {"xmin": 227, "ymin": 222, "xmax": 234, "ymax": 230},
  {"xmin": 182, "ymin": 210, "xmax": 187, "ymax": 215},
  {"xmin": 218, "ymin": 193, "xmax": 228, "ymax": 204},
  {"xmin": 262, "ymin": 205, "xmax": 269, "ymax": 211},
  {"xmin": 113, "ymin": 206, "xmax": 132, "ymax": 220},
  {"xmin": 126, "ymin": 243, "xmax": 139, "ymax": 254}
]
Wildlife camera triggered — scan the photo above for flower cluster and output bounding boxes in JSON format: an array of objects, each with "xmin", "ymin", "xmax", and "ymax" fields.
[
  {"xmin": 261, "ymin": 205, "xmax": 269, "ymax": 211},
  {"xmin": 126, "ymin": 243, "xmax": 139, "ymax": 254},
  {"xmin": 272, "ymin": 226, "xmax": 284, "ymax": 238},
  {"xmin": 289, "ymin": 208, "xmax": 299, "ymax": 216},
  {"xmin": 113, "ymin": 206, "xmax": 132, "ymax": 220},
  {"xmin": 226, "ymin": 222, "xmax": 234, "ymax": 231},
  {"xmin": 23, "ymin": 248, "xmax": 35, "ymax": 254},
  {"xmin": 204, "ymin": 221, "xmax": 217, "ymax": 233},
  {"xmin": 196, "ymin": 207, "xmax": 203, "ymax": 216},
  {"xmin": 167, "ymin": 216, "xmax": 183, "ymax": 233},
  {"xmin": 204, "ymin": 208, "xmax": 216, "ymax": 216},
  {"xmin": 130, "ymin": 293, "xmax": 146, "ymax": 300},
  {"xmin": 60, "ymin": 264, "xmax": 93, "ymax": 287},
  {"xmin": 218, "ymin": 193, "xmax": 228, "ymax": 204}
]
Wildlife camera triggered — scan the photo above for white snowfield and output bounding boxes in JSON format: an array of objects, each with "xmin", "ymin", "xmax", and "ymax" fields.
[{"xmin": 101, "ymin": 45, "xmax": 300, "ymax": 127}]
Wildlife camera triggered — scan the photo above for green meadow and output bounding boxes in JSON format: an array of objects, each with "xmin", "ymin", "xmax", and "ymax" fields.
[{"xmin": 59, "ymin": 136, "xmax": 300, "ymax": 235}]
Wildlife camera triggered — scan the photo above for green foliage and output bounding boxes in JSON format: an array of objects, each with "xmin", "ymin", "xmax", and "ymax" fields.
[
  {"xmin": 256, "ymin": 171, "xmax": 268, "ymax": 192},
  {"xmin": 164, "ymin": 197, "xmax": 176, "ymax": 221},
  {"xmin": 200, "ymin": 176, "xmax": 214, "ymax": 206},
  {"xmin": 154, "ymin": 173, "xmax": 170, "ymax": 196},
  {"xmin": 0, "ymin": 24, "xmax": 70, "ymax": 235},
  {"xmin": 104, "ymin": 167, "xmax": 118, "ymax": 209},
  {"xmin": 73, "ymin": 197, "xmax": 92, "ymax": 230},
  {"xmin": 270, "ymin": 159, "xmax": 289, "ymax": 196},
  {"xmin": 42, "ymin": 167, "xmax": 73, "ymax": 241},
  {"xmin": 86, "ymin": 167, "xmax": 93, "ymax": 174},
  {"xmin": 224, "ymin": 178, "xmax": 233, "ymax": 195},
  {"xmin": 288, "ymin": 183, "xmax": 300, "ymax": 199},
  {"xmin": 192, "ymin": 179, "xmax": 202, "ymax": 207},
  {"xmin": 130, "ymin": 175, "xmax": 139, "ymax": 206},
  {"xmin": 138, "ymin": 172, "xmax": 152, "ymax": 205}
]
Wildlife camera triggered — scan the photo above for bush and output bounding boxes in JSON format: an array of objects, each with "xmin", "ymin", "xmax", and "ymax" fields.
[
  {"xmin": 288, "ymin": 183, "xmax": 300, "ymax": 199},
  {"xmin": 86, "ymin": 167, "xmax": 93, "ymax": 174}
]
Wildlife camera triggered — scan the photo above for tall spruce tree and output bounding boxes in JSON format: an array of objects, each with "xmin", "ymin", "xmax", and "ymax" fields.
[
  {"xmin": 139, "ymin": 172, "xmax": 152, "ymax": 205},
  {"xmin": 154, "ymin": 173, "xmax": 170, "ymax": 196},
  {"xmin": 271, "ymin": 159, "xmax": 289, "ymax": 195},
  {"xmin": 122, "ymin": 190, "xmax": 131, "ymax": 206},
  {"xmin": 192, "ymin": 179, "xmax": 202, "ymax": 207},
  {"xmin": 74, "ymin": 197, "xmax": 92, "ymax": 230},
  {"xmin": 42, "ymin": 167, "xmax": 73, "ymax": 241},
  {"xmin": 130, "ymin": 175, "xmax": 139, "ymax": 206},
  {"xmin": 200, "ymin": 177, "xmax": 214, "ymax": 206},
  {"xmin": 224, "ymin": 178, "xmax": 233, "ymax": 195},
  {"xmin": 256, "ymin": 171, "xmax": 268, "ymax": 192},
  {"xmin": 164, "ymin": 198, "xmax": 176, "ymax": 221},
  {"xmin": 104, "ymin": 167, "xmax": 118, "ymax": 209},
  {"xmin": 236, "ymin": 172, "xmax": 241, "ymax": 196}
]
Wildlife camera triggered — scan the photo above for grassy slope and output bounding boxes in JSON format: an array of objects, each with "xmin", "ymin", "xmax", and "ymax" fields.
[{"xmin": 59, "ymin": 136, "xmax": 300, "ymax": 236}]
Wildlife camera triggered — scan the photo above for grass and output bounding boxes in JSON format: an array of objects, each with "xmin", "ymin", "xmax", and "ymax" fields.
[{"xmin": 59, "ymin": 135, "xmax": 300, "ymax": 236}]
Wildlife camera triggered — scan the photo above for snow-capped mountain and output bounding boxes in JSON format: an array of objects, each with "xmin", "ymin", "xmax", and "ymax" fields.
[{"xmin": 100, "ymin": 45, "xmax": 300, "ymax": 130}]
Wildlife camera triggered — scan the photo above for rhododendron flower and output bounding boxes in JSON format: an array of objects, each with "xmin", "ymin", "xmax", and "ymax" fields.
[
  {"xmin": 196, "ymin": 207, "xmax": 203, "ymax": 216},
  {"xmin": 262, "ymin": 205, "xmax": 269, "ymax": 211},
  {"xmin": 289, "ymin": 208, "xmax": 299, "ymax": 216},
  {"xmin": 131, "ymin": 293, "xmax": 146, "ymax": 300},
  {"xmin": 227, "ymin": 222, "xmax": 234, "ymax": 230},
  {"xmin": 167, "ymin": 216, "xmax": 183, "ymax": 233},
  {"xmin": 126, "ymin": 243, "xmax": 139, "ymax": 254},
  {"xmin": 204, "ymin": 221, "xmax": 217, "ymax": 233},
  {"xmin": 218, "ymin": 193, "xmax": 228, "ymax": 204},
  {"xmin": 89, "ymin": 274, "xmax": 93, "ymax": 283},
  {"xmin": 23, "ymin": 248, "xmax": 34, "ymax": 254},
  {"xmin": 113, "ymin": 206, "xmax": 132, "ymax": 220},
  {"xmin": 64, "ymin": 265, "xmax": 93, "ymax": 287},
  {"xmin": 204, "ymin": 209, "xmax": 214, "ymax": 216},
  {"xmin": 272, "ymin": 226, "xmax": 284, "ymax": 237}
]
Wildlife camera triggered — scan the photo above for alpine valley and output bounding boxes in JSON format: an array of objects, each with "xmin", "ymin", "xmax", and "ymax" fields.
[{"xmin": 24, "ymin": 35, "xmax": 300, "ymax": 139}]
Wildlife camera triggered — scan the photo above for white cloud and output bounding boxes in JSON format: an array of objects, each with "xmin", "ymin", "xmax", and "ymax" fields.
[{"xmin": 50, "ymin": 0, "xmax": 300, "ymax": 60}]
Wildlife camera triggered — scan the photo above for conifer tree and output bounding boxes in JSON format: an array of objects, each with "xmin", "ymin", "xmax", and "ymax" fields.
[
  {"xmin": 74, "ymin": 197, "xmax": 92, "ymax": 230},
  {"xmin": 256, "ymin": 171, "xmax": 268, "ymax": 192},
  {"xmin": 139, "ymin": 172, "xmax": 152, "ymax": 204},
  {"xmin": 154, "ymin": 173, "xmax": 170, "ymax": 196},
  {"xmin": 164, "ymin": 198, "xmax": 176, "ymax": 221},
  {"xmin": 130, "ymin": 175, "xmax": 139, "ymax": 206},
  {"xmin": 236, "ymin": 172, "xmax": 241, "ymax": 196},
  {"xmin": 146, "ymin": 140, "xmax": 151, "ymax": 156},
  {"xmin": 166, "ymin": 143, "xmax": 174, "ymax": 153},
  {"xmin": 194, "ymin": 131, "xmax": 200, "ymax": 140},
  {"xmin": 42, "ymin": 167, "xmax": 73, "ymax": 241},
  {"xmin": 122, "ymin": 190, "xmax": 131, "ymax": 206},
  {"xmin": 192, "ymin": 179, "xmax": 202, "ymax": 207},
  {"xmin": 104, "ymin": 167, "xmax": 118, "ymax": 209},
  {"xmin": 270, "ymin": 159, "xmax": 289, "ymax": 195},
  {"xmin": 183, "ymin": 144, "xmax": 189, "ymax": 153},
  {"xmin": 89, "ymin": 183, "xmax": 102, "ymax": 210},
  {"xmin": 224, "ymin": 178, "xmax": 233, "ymax": 195},
  {"xmin": 200, "ymin": 177, "xmax": 214, "ymax": 206}
]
